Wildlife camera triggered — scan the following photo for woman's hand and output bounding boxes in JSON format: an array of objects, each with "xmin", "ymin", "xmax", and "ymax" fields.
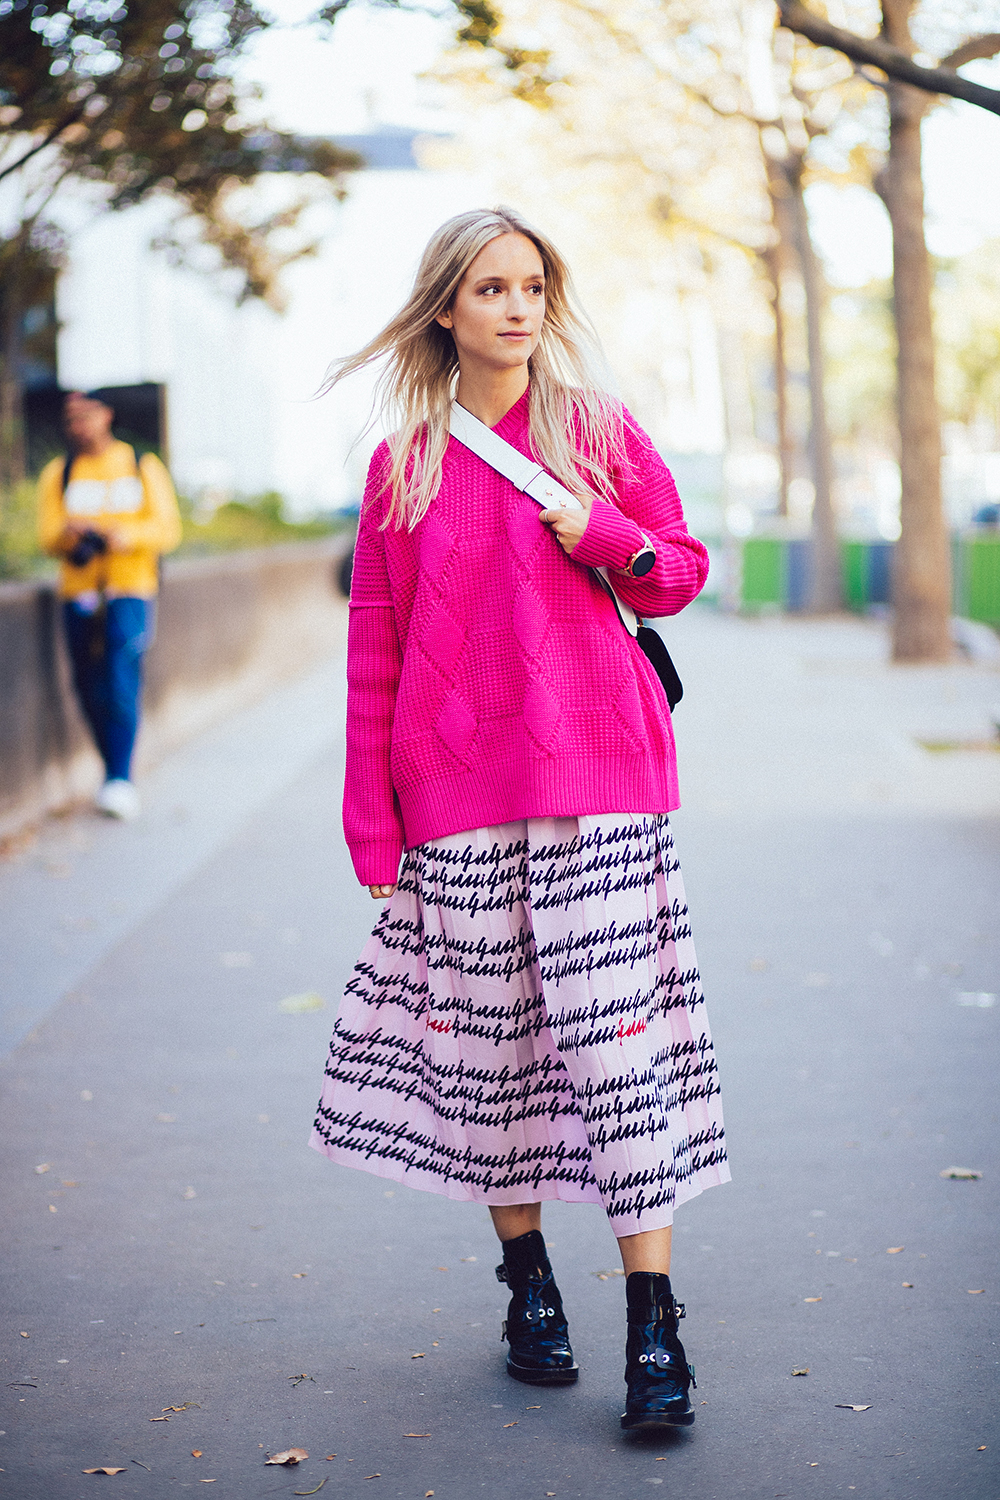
[
  {"xmin": 539, "ymin": 501, "xmax": 590, "ymax": 557},
  {"xmin": 369, "ymin": 883, "xmax": 397, "ymax": 900}
]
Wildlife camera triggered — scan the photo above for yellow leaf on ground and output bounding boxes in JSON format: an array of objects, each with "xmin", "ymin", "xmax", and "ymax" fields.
[
  {"xmin": 804, "ymin": 1297, "xmax": 822, "ymax": 1303},
  {"xmin": 411, "ymin": 1352, "xmax": 425, "ymax": 1358},
  {"xmin": 968, "ymin": 1288, "xmax": 985, "ymax": 1294},
  {"xmin": 264, "ymin": 1449, "xmax": 308, "ymax": 1466},
  {"xmin": 886, "ymin": 1247, "xmax": 904, "ymax": 1254},
  {"xmin": 83, "ymin": 1468, "xmax": 126, "ymax": 1475},
  {"xmin": 835, "ymin": 1404, "xmax": 872, "ymax": 1412},
  {"xmin": 792, "ymin": 1368, "xmax": 809, "ymax": 1376},
  {"xmin": 192, "ymin": 1450, "xmax": 202, "ymax": 1458},
  {"xmin": 279, "ymin": 992, "xmax": 326, "ymax": 1014}
]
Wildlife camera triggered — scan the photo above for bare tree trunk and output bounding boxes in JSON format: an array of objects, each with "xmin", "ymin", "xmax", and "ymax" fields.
[
  {"xmin": 0, "ymin": 252, "xmax": 27, "ymax": 490},
  {"xmin": 875, "ymin": 4, "xmax": 952, "ymax": 660},
  {"xmin": 786, "ymin": 160, "xmax": 841, "ymax": 610},
  {"xmin": 763, "ymin": 236, "xmax": 793, "ymax": 517}
]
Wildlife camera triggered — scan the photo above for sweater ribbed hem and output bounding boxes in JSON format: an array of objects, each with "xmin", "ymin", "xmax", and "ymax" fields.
[
  {"xmin": 395, "ymin": 755, "xmax": 679, "ymax": 854},
  {"xmin": 350, "ymin": 836, "xmax": 406, "ymax": 888}
]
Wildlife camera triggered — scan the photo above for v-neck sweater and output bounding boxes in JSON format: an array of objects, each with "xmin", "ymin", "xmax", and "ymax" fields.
[{"xmin": 343, "ymin": 390, "xmax": 709, "ymax": 885}]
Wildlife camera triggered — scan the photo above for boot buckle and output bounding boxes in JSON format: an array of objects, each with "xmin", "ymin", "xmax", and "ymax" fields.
[
  {"xmin": 674, "ymin": 1301, "xmax": 686, "ymax": 1320},
  {"xmin": 495, "ymin": 1263, "xmax": 509, "ymax": 1285}
]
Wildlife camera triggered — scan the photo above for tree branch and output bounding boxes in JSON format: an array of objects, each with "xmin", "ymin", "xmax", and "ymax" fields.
[
  {"xmin": 940, "ymin": 34, "xmax": 1000, "ymax": 70},
  {"xmin": 0, "ymin": 106, "xmax": 87, "ymax": 186},
  {"xmin": 776, "ymin": 2, "xmax": 1000, "ymax": 116}
]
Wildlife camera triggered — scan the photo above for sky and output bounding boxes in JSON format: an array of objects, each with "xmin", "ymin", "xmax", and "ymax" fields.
[{"xmin": 239, "ymin": 1, "xmax": 1000, "ymax": 287}]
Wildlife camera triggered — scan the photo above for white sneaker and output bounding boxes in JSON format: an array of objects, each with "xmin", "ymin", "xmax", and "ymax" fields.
[{"xmin": 96, "ymin": 779, "xmax": 141, "ymax": 820}]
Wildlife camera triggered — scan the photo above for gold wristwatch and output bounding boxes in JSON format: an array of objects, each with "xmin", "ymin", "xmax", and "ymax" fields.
[{"xmin": 624, "ymin": 535, "xmax": 656, "ymax": 578}]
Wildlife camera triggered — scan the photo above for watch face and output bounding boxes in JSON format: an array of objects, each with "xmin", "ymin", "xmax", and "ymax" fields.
[{"xmin": 632, "ymin": 547, "xmax": 656, "ymax": 577}]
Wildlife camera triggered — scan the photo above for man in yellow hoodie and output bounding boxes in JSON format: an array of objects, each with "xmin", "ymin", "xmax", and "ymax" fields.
[{"xmin": 38, "ymin": 389, "xmax": 182, "ymax": 820}]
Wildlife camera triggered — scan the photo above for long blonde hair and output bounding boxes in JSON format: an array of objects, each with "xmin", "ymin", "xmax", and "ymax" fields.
[{"xmin": 322, "ymin": 206, "xmax": 625, "ymax": 530}]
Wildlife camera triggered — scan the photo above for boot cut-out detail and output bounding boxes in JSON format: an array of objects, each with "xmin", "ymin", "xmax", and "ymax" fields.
[
  {"xmin": 497, "ymin": 1229, "xmax": 578, "ymax": 1385},
  {"xmin": 621, "ymin": 1271, "xmax": 695, "ymax": 1431}
]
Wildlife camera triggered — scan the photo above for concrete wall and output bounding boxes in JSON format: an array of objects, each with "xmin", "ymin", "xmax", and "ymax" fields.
[{"xmin": 0, "ymin": 536, "xmax": 352, "ymax": 842}]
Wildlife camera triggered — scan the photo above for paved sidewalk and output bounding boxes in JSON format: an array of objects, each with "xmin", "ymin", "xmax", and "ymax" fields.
[{"xmin": 1, "ymin": 609, "xmax": 998, "ymax": 1500}]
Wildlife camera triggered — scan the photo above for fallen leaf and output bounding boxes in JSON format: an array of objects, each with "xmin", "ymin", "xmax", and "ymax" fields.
[
  {"xmin": 83, "ymin": 1468, "xmax": 126, "ymax": 1475},
  {"xmin": 292, "ymin": 1272, "xmax": 308, "ymax": 1279},
  {"xmin": 162, "ymin": 1404, "xmax": 200, "ymax": 1413},
  {"xmin": 503, "ymin": 1421, "xmax": 518, "ymax": 1428},
  {"xmin": 411, "ymin": 1352, "xmax": 425, "ymax": 1359},
  {"xmin": 432, "ymin": 1341, "xmax": 439, "ymax": 1346},
  {"xmin": 902, "ymin": 1282, "xmax": 913, "ymax": 1288},
  {"xmin": 886, "ymin": 1247, "xmax": 904, "ymax": 1254},
  {"xmin": 404, "ymin": 1433, "xmax": 431, "ymax": 1438},
  {"xmin": 325, "ymin": 1455, "xmax": 336, "ymax": 1460},
  {"xmin": 363, "ymin": 1475, "xmax": 381, "ymax": 1480},
  {"xmin": 192, "ymin": 1450, "xmax": 202, "ymax": 1458},
  {"xmin": 436, "ymin": 1266, "xmax": 449, "ymax": 1271},
  {"xmin": 979, "ymin": 1446, "xmax": 987, "ymax": 1451},
  {"xmin": 293, "ymin": 1482, "xmax": 327, "ymax": 1496},
  {"xmin": 19, "ymin": 1332, "xmax": 29, "ymax": 1338},
  {"xmin": 49, "ymin": 1204, "xmax": 58, "ymax": 1213},
  {"xmin": 804, "ymin": 1297, "xmax": 822, "ymax": 1303},
  {"xmin": 149, "ymin": 1416, "xmax": 169, "ymax": 1422},
  {"xmin": 34, "ymin": 1163, "xmax": 51, "ymax": 1174},
  {"xmin": 288, "ymin": 1373, "xmax": 315, "ymax": 1387},
  {"xmin": 426, "ymin": 1492, "xmax": 435, "ymax": 1497},
  {"xmin": 791, "ymin": 1368, "xmax": 809, "ymax": 1376},
  {"xmin": 968, "ymin": 1288, "xmax": 985, "ymax": 1294},
  {"xmin": 265, "ymin": 1449, "xmax": 308, "ymax": 1466},
  {"xmin": 526, "ymin": 1404, "xmax": 541, "ymax": 1409},
  {"xmin": 460, "ymin": 1256, "xmax": 477, "ymax": 1262},
  {"xmin": 835, "ymin": 1404, "xmax": 872, "ymax": 1412},
  {"xmin": 279, "ymin": 991, "xmax": 326, "ymax": 1014}
]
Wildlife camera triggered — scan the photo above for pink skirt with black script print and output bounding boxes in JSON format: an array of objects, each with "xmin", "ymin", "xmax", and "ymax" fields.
[{"xmin": 310, "ymin": 813, "xmax": 729, "ymax": 1234}]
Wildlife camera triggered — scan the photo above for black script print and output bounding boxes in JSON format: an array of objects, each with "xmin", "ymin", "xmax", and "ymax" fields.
[{"xmin": 312, "ymin": 813, "xmax": 729, "ymax": 1232}]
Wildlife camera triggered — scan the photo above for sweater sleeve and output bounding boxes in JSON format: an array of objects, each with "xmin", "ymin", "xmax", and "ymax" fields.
[
  {"xmin": 569, "ymin": 409, "xmax": 709, "ymax": 618},
  {"xmin": 342, "ymin": 447, "xmax": 406, "ymax": 886},
  {"xmin": 37, "ymin": 457, "xmax": 67, "ymax": 555}
]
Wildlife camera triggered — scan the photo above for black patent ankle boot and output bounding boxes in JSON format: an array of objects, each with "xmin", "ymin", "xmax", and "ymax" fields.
[
  {"xmin": 496, "ymin": 1230, "xmax": 578, "ymax": 1385},
  {"xmin": 620, "ymin": 1271, "xmax": 696, "ymax": 1430}
]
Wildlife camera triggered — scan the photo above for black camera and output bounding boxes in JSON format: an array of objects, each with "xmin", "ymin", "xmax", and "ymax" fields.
[{"xmin": 67, "ymin": 528, "xmax": 108, "ymax": 568}]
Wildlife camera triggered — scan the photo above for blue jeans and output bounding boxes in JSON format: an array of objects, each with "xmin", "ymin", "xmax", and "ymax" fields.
[{"xmin": 63, "ymin": 597, "xmax": 152, "ymax": 782}]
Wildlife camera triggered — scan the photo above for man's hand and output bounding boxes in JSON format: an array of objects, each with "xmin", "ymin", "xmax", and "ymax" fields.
[
  {"xmin": 58, "ymin": 522, "xmax": 86, "ymax": 555},
  {"xmin": 369, "ymin": 884, "xmax": 397, "ymax": 900},
  {"xmin": 539, "ymin": 501, "xmax": 590, "ymax": 556}
]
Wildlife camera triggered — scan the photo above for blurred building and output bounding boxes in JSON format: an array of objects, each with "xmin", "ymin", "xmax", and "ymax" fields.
[{"xmin": 51, "ymin": 127, "xmax": 487, "ymax": 516}]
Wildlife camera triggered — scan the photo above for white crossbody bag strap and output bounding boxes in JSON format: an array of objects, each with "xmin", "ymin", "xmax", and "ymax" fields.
[{"xmin": 449, "ymin": 401, "xmax": 639, "ymax": 638}]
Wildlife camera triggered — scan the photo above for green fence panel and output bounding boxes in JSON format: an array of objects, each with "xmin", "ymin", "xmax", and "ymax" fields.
[
  {"xmin": 741, "ymin": 538, "xmax": 785, "ymax": 606},
  {"xmin": 965, "ymin": 535, "xmax": 1000, "ymax": 624},
  {"xmin": 841, "ymin": 542, "xmax": 866, "ymax": 611}
]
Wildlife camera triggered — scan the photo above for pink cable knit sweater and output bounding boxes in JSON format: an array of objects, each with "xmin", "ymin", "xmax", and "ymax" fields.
[{"xmin": 344, "ymin": 388, "xmax": 709, "ymax": 885}]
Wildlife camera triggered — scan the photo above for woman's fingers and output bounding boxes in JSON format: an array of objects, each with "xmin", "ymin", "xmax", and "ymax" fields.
[
  {"xmin": 539, "ymin": 508, "xmax": 588, "ymax": 555},
  {"xmin": 368, "ymin": 883, "xmax": 397, "ymax": 899}
]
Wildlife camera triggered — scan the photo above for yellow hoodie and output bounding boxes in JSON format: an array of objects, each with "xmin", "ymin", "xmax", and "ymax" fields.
[{"xmin": 38, "ymin": 440, "xmax": 182, "ymax": 599}]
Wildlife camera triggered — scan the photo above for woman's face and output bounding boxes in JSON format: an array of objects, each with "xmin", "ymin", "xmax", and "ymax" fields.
[{"xmin": 436, "ymin": 232, "xmax": 545, "ymax": 375}]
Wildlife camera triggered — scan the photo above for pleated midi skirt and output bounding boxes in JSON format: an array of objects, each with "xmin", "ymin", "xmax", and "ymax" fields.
[{"xmin": 311, "ymin": 812, "xmax": 729, "ymax": 1235}]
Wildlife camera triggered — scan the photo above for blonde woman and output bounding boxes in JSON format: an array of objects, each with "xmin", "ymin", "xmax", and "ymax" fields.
[{"xmin": 311, "ymin": 207, "xmax": 729, "ymax": 1432}]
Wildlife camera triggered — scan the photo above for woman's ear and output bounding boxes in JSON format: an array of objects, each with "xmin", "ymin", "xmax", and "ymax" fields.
[{"xmin": 434, "ymin": 308, "xmax": 454, "ymax": 330}]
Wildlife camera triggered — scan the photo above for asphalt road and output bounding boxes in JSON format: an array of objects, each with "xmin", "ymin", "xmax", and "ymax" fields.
[{"xmin": 2, "ymin": 608, "xmax": 998, "ymax": 1500}]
